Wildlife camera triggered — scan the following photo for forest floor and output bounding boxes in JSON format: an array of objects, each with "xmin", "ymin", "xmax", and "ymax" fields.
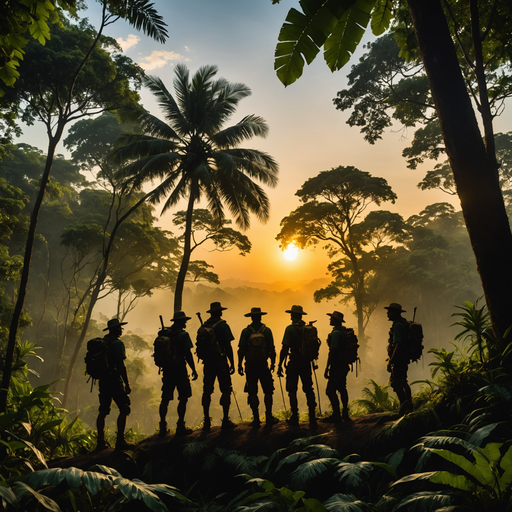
[{"xmin": 50, "ymin": 412, "xmax": 396, "ymax": 484}]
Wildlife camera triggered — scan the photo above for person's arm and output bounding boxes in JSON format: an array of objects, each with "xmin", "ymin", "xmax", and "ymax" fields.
[
  {"xmin": 119, "ymin": 360, "xmax": 131, "ymax": 394},
  {"xmin": 388, "ymin": 321, "xmax": 406, "ymax": 367},
  {"xmin": 267, "ymin": 328, "xmax": 276, "ymax": 372},
  {"xmin": 324, "ymin": 350, "xmax": 332, "ymax": 379},
  {"xmin": 185, "ymin": 349, "xmax": 198, "ymax": 380},
  {"xmin": 277, "ymin": 345, "xmax": 289, "ymax": 377},
  {"xmin": 237, "ymin": 348, "xmax": 245, "ymax": 376}
]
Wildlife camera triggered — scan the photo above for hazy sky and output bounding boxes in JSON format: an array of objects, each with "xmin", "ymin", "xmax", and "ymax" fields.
[{"xmin": 20, "ymin": 0, "xmax": 512, "ymax": 285}]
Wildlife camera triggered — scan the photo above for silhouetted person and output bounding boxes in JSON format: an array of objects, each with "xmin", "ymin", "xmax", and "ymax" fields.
[
  {"xmin": 158, "ymin": 311, "xmax": 198, "ymax": 437},
  {"xmin": 200, "ymin": 302, "xmax": 236, "ymax": 430},
  {"xmin": 96, "ymin": 318, "xmax": 133, "ymax": 451},
  {"xmin": 277, "ymin": 305, "xmax": 317, "ymax": 426},
  {"xmin": 385, "ymin": 302, "xmax": 413, "ymax": 415},
  {"xmin": 238, "ymin": 307, "xmax": 279, "ymax": 427},
  {"xmin": 322, "ymin": 311, "xmax": 351, "ymax": 423}
]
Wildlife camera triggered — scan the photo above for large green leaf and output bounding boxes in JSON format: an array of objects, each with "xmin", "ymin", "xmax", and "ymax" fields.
[
  {"xmin": 275, "ymin": 451, "xmax": 311, "ymax": 474},
  {"xmin": 275, "ymin": 0, "xmax": 360, "ymax": 86},
  {"xmin": 334, "ymin": 462, "xmax": 373, "ymax": 493},
  {"xmin": 8, "ymin": 432, "xmax": 47, "ymax": 468},
  {"xmin": 370, "ymin": 0, "xmax": 393, "ymax": 36},
  {"xmin": 431, "ymin": 448, "xmax": 488, "ymax": 487},
  {"xmin": 0, "ymin": 485, "xmax": 17, "ymax": 507},
  {"xmin": 114, "ymin": 477, "xmax": 168, "ymax": 512},
  {"xmin": 429, "ymin": 471, "xmax": 475, "ymax": 492},
  {"xmin": 393, "ymin": 491, "xmax": 453, "ymax": 511},
  {"xmin": 290, "ymin": 458, "xmax": 339, "ymax": 489},
  {"xmin": 324, "ymin": 0, "xmax": 374, "ymax": 72},
  {"xmin": 12, "ymin": 481, "xmax": 61, "ymax": 512},
  {"xmin": 306, "ymin": 444, "xmax": 341, "ymax": 458},
  {"xmin": 24, "ymin": 467, "xmax": 114, "ymax": 494},
  {"xmin": 324, "ymin": 492, "xmax": 368, "ymax": 511}
]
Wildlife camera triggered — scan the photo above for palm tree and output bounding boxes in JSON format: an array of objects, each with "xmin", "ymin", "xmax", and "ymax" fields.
[{"xmin": 112, "ymin": 64, "xmax": 279, "ymax": 311}]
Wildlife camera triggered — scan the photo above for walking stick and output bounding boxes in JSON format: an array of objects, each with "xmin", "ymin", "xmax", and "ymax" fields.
[
  {"xmin": 278, "ymin": 373, "xmax": 287, "ymax": 413},
  {"xmin": 232, "ymin": 388, "xmax": 243, "ymax": 422},
  {"xmin": 312, "ymin": 360, "xmax": 322, "ymax": 415}
]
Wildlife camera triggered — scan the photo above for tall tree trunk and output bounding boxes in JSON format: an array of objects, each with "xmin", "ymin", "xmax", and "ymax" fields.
[
  {"xmin": 408, "ymin": 0, "xmax": 512, "ymax": 339},
  {"xmin": 173, "ymin": 192, "xmax": 196, "ymax": 312},
  {"xmin": 0, "ymin": 129, "xmax": 63, "ymax": 413},
  {"xmin": 62, "ymin": 191, "xmax": 155, "ymax": 407}
]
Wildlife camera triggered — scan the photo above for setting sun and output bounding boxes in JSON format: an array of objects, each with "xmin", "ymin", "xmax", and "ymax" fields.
[{"xmin": 283, "ymin": 243, "xmax": 299, "ymax": 261}]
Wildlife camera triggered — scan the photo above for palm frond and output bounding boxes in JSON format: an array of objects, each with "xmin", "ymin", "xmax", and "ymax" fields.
[
  {"xmin": 112, "ymin": 136, "xmax": 180, "ymax": 168},
  {"xmin": 274, "ymin": 452, "xmax": 311, "ymax": 474},
  {"xmin": 290, "ymin": 458, "xmax": 339, "ymax": 489},
  {"xmin": 213, "ymin": 116, "xmax": 269, "ymax": 148},
  {"xmin": 334, "ymin": 461, "xmax": 374, "ymax": 494},
  {"xmin": 217, "ymin": 149, "xmax": 279, "ymax": 186},
  {"xmin": 123, "ymin": 0, "xmax": 169, "ymax": 44},
  {"xmin": 392, "ymin": 491, "xmax": 453, "ymax": 511},
  {"xmin": 306, "ymin": 444, "xmax": 341, "ymax": 459},
  {"xmin": 144, "ymin": 75, "xmax": 189, "ymax": 137},
  {"xmin": 323, "ymin": 493, "xmax": 369, "ymax": 511}
]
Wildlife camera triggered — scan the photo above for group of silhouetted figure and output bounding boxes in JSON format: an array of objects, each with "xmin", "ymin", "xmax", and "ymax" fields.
[{"xmin": 91, "ymin": 301, "xmax": 414, "ymax": 451}]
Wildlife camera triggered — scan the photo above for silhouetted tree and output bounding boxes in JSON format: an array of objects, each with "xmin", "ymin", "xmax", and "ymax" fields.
[
  {"xmin": 277, "ymin": 166, "xmax": 405, "ymax": 344},
  {"xmin": 112, "ymin": 64, "xmax": 279, "ymax": 312},
  {"xmin": 272, "ymin": 0, "xmax": 512, "ymax": 342}
]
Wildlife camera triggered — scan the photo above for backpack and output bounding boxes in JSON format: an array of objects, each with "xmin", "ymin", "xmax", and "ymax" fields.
[
  {"xmin": 84, "ymin": 337, "xmax": 110, "ymax": 382},
  {"xmin": 246, "ymin": 324, "xmax": 268, "ymax": 362},
  {"xmin": 301, "ymin": 322, "xmax": 321, "ymax": 361},
  {"xmin": 408, "ymin": 321, "xmax": 424, "ymax": 363},
  {"xmin": 153, "ymin": 328, "xmax": 177, "ymax": 368},
  {"xmin": 344, "ymin": 327, "xmax": 360, "ymax": 367},
  {"xmin": 196, "ymin": 320, "xmax": 224, "ymax": 361}
]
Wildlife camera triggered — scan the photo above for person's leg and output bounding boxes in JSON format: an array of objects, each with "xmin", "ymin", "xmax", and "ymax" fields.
[
  {"xmin": 323, "ymin": 377, "xmax": 341, "ymax": 423},
  {"xmin": 261, "ymin": 365, "xmax": 278, "ymax": 424},
  {"xmin": 113, "ymin": 386, "xmax": 133, "ymax": 450},
  {"xmin": 286, "ymin": 363, "xmax": 299, "ymax": 425},
  {"xmin": 218, "ymin": 359, "xmax": 234, "ymax": 429},
  {"xmin": 158, "ymin": 370, "xmax": 173, "ymax": 436},
  {"xmin": 202, "ymin": 363, "xmax": 215, "ymax": 429},
  {"xmin": 96, "ymin": 412, "xmax": 107, "ymax": 449},
  {"xmin": 96, "ymin": 380, "xmax": 111, "ymax": 450},
  {"xmin": 300, "ymin": 363, "xmax": 317, "ymax": 425},
  {"xmin": 340, "ymin": 369, "xmax": 350, "ymax": 421},
  {"xmin": 176, "ymin": 372, "xmax": 193, "ymax": 435},
  {"xmin": 246, "ymin": 363, "xmax": 260, "ymax": 426}
]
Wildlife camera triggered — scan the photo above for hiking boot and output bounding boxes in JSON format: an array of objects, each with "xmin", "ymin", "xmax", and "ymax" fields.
[
  {"xmin": 158, "ymin": 422, "xmax": 168, "ymax": 437},
  {"xmin": 176, "ymin": 421, "xmax": 192, "ymax": 436},
  {"xmin": 115, "ymin": 440, "xmax": 136, "ymax": 451},
  {"xmin": 266, "ymin": 414, "xmax": 279, "ymax": 425},
  {"xmin": 321, "ymin": 414, "xmax": 342, "ymax": 424},
  {"xmin": 286, "ymin": 415, "xmax": 299, "ymax": 426},
  {"xmin": 222, "ymin": 418, "xmax": 236, "ymax": 430},
  {"xmin": 202, "ymin": 417, "xmax": 211, "ymax": 431},
  {"xmin": 341, "ymin": 409, "xmax": 351, "ymax": 422},
  {"xmin": 250, "ymin": 418, "xmax": 261, "ymax": 427}
]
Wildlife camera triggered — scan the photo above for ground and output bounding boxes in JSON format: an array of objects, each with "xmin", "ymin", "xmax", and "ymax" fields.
[{"xmin": 50, "ymin": 413, "xmax": 395, "ymax": 484}]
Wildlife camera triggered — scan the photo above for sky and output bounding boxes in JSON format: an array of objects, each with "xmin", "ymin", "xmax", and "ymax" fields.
[{"xmin": 19, "ymin": 0, "xmax": 511, "ymax": 285}]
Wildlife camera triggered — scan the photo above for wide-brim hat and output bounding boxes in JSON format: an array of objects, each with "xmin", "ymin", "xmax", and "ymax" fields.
[
  {"xmin": 327, "ymin": 311, "xmax": 345, "ymax": 323},
  {"xmin": 171, "ymin": 311, "xmax": 191, "ymax": 322},
  {"xmin": 285, "ymin": 305, "xmax": 307, "ymax": 315},
  {"xmin": 384, "ymin": 302, "xmax": 406, "ymax": 313},
  {"xmin": 244, "ymin": 307, "xmax": 267, "ymax": 317},
  {"xmin": 103, "ymin": 318, "xmax": 128, "ymax": 331},
  {"xmin": 207, "ymin": 301, "xmax": 227, "ymax": 313}
]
